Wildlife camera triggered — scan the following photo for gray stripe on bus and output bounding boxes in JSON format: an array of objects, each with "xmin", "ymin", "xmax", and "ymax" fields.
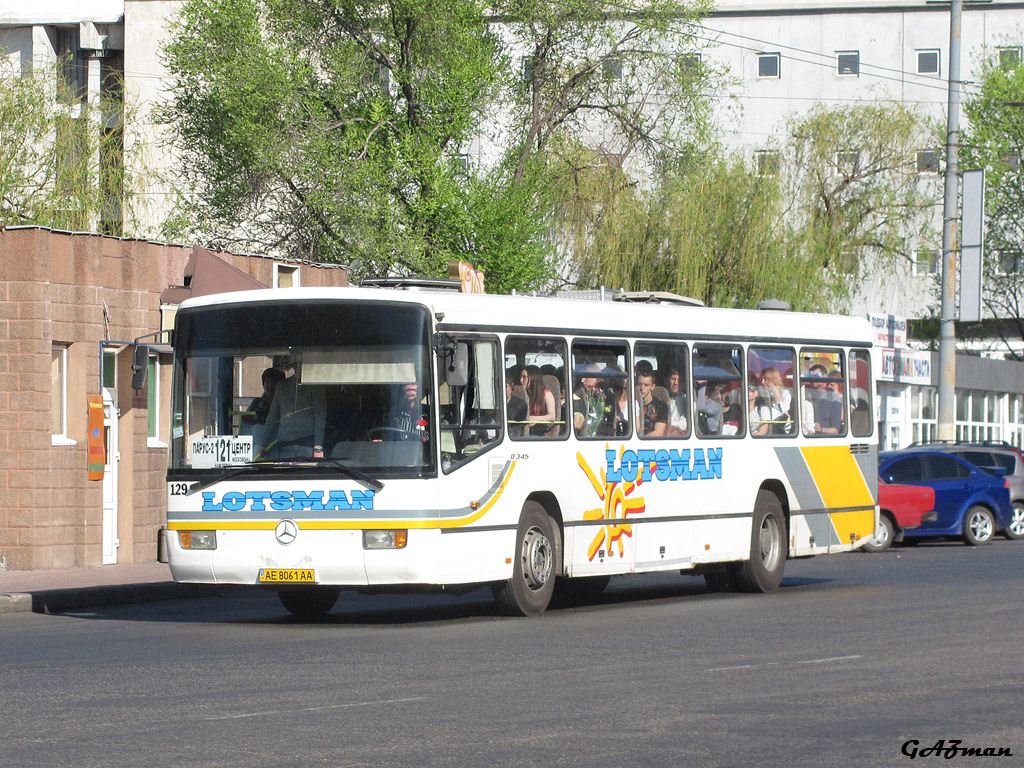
[{"xmin": 773, "ymin": 446, "xmax": 825, "ymax": 510}]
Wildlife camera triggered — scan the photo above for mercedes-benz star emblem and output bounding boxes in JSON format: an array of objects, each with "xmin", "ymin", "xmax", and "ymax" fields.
[{"xmin": 274, "ymin": 519, "xmax": 299, "ymax": 545}]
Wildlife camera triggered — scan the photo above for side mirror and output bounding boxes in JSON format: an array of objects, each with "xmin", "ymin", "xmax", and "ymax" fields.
[
  {"xmin": 446, "ymin": 342, "xmax": 468, "ymax": 387},
  {"xmin": 993, "ymin": 466, "xmax": 1008, "ymax": 477},
  {"xmin": 131, "ymin": 344, "xmax": 149, "ymax": 391}
]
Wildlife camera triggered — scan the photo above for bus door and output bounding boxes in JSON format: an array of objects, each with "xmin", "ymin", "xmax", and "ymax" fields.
[{"xmin": 435, "ymin": 336, "xmax": 506, "ymax": 561}]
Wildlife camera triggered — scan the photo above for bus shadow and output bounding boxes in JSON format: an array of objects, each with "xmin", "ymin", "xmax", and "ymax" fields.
[{"xmin": 52, "ymin": 573, "xmax": 836, "ymax": 626}]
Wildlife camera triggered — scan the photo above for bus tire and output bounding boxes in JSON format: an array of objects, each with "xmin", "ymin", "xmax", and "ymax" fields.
[
  {"xmin": 736, "ymin": 490, "xmax": 786, "ymax": 593},
  {"xmin": 278, "ymin": 586, "xmax": 340, "ymax": 618},
  {"xmin": 493, "ymin": 502, "xmax": 559, "ymax": 617}
]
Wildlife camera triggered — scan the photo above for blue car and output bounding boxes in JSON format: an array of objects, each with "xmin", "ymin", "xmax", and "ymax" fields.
[{"xmin": 879, "ymin": 448, "xmax": 1013, "ymax": 545}]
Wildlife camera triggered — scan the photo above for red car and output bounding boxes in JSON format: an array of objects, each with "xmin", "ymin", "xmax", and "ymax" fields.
[{"xmin": 863, "ymin": 482, "xmax": 937, "ymax": 552}]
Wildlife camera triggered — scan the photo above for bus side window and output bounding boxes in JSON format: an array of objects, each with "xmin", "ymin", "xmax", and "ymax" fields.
[
  {"xmin": 505, "ymin": 335, "xmax": 568, "ymax": 440},
  {"xmin": 693, "ymin": 345, "xmax": 744, "ymax": 438},
  {"xmin": 799, "ymin": 348, "xmax": 847, "ymax": 437},
  {"xmin": 747, "ymin": 347, "xmax": 797, "ymax": 438},
  {"xmin": 571, "ymin": 340, "xmax": 629, "ymax": 439},
  {"xmin": 849, "ymin": 349, "xmax": 873, "ymax": 437},
  {"xmin": 634, "ymin": 341, "xmax": 688, "ymax": 438},
  {"xmin": 438, "ymin": 337, "xmax": 502, "ymax": 473}
]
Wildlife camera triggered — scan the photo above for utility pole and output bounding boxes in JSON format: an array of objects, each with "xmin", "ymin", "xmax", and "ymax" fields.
[{"xmin": 937, "ymin": 0, "xmax": 962, "ymax": 441}]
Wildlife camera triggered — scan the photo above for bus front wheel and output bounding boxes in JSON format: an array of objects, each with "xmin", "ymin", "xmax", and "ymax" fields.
[
  {"xmin": 493, "ymin": 502, "xmax": 559, "ymax": 617},
  {"xmin": 278, "ymin": 586, "xmax": 340, "ymax": 618},
  {"xmin": 736, "ymin": 491, "xmax": 786, "ymax": 593}
]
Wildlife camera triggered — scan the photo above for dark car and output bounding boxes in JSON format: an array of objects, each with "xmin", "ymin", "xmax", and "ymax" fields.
[
  {"xmin": 878, "ymin": 448, "xmax": 1013, "ymax": 545},
  {"xmin": 863, "ymin": 482, "xmax": 936, "ymax": 553}
]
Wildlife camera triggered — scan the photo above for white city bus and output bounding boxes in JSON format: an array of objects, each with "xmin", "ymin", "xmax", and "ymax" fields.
[{"xmin": 162, "ymin": 283, "xmax": 878, "ymax": 617}]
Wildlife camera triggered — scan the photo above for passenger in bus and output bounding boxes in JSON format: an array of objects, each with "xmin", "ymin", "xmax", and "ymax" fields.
[
  {"xmin": 258, "ymin": 367, "xmax": 327, "ymax": 459},
  {"xmin": 635, "ymin": 361, "xmax": 667, "ymax": 437},
  {"xmin": 506, "ymin": 377, "xmax": 528, "ymax": 437},
  {"xmin": 802, "ymin": 365, "xmax": 842, "ymax": 435},
  {"xmin": 573, "ymin": 363, "xmax": 608, "ymax": 438},
  {"xmin": 666, "ymin": 368, "xmax": 688, "ymax": 435},
  {"xmin": 696, "ymin": 381, "xmax": 725, "ymax": 435},
  {"xmin": 243, "ymin": 367, "xmax": 285, "ymax": 426},
  {"xmin": 522, "ymin": 365, "xmax": 557, "ymax": 437},
  {"xmin": 749, "ymin": 367, "xmax": 793, "ymax": 436},
  {"xmin": 721, "ymin": 402, "xmax": 743, "ymax": 436},
  {"xmin": 609, "ymin": 380, "xmax": 631, "ymax": 436}
]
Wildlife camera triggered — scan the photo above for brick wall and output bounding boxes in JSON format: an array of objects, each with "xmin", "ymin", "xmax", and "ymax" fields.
[{"xmin": 0, "ymin": 227, "xmax": 348, "ymax": 571}]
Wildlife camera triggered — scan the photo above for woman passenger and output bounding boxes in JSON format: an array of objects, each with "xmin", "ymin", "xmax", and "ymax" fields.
[{"xmin": 522, "ymin": 365, "xmax": 557, "ymax": 437}]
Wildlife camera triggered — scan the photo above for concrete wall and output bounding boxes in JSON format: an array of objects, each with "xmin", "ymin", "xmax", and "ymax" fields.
[{"xmin": 0, "ymin": 227, "xmax": 347, "ymax": 572}]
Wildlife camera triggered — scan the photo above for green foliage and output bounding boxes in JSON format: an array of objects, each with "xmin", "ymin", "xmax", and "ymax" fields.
[
  {"xmin": 159, "ymin": 0, "xmax": 553, "ymax": 289},
  {"xmin": 560, "ymin": 151, "xmax": 839, "ymax": 311},
  {"xmin": 560, "ymin": 103, "xmax": 938, "ymax": 312},
  {"xmin": 496, "ymin": 0, "xmax": 718, "ymax": 183},
  {"xmin": 961, "ymin": 47, "xmax": 1024, "ymax": 357},
  {"xmin": 786, "ymin": 103, "xmax": 939, "ymax": 271},
  {"xmin": 0, "ymin": 59, "xmax": 136, "ymax": 234}
]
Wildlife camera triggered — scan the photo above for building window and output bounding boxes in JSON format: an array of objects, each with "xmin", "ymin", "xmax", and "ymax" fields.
[
  {"xmin": 679, "ymin": 54, "xmax": 701, "ymax": 78},
  {"xmin": 757, "ymin": 52, "xmax": 780, "ymax": 79},
  {"xmin": 51, "ymin": 344, "xmax": 74, "ymax": 443},
  {"xmin": 836, "ymin": 151, "xmax": 860, "ymax": 174},
  {"xmin": 917, "ymin": 49, "xmax": 940, "ymax": 76},
  {"xmin": 755, "ymin": 150, "xmax": 780, "ymax": 176},
  {"xmin": 103, "ymin": 349, "xmax": 117, "ymax": 389},
  {"xmin": 602, "ymin": 57, "xmax": 622, "ymax": 80},
  {"xmin": 998, "ymin": 46, "xmax": 1021, "ymax": 70},
  {"xmin": 913, "ymin": 249, "xmax": 939, "ymax": 276},
  {"xmin": 837, "ymin": 51, "xmax": 860, "ymax": 77},
  {"xmin": 521, "ymin": 56, "xmax": 534, "ymax": 84},
  {"xmin": 147, "ymin": 355, "xmax": 160, "ymax": 441},
  {"xmin": 917, "ymin": 149, "xmax": 940, "ymax": 173},
  {"xmin": 997, "ymin": 251, "xmax": 1021, "ymax": 275},
  {"xmin": 54, "ymin": 26, "xmax": 86, "ymax": 103},
  {"xmin": 274, "ymin": 263, "xmax": 300, "ymax": 288}
]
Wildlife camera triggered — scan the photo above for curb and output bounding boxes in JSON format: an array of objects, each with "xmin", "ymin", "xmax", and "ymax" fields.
[{"xmin": 0, "ymin": 583, "xmax": 224, "ymax": 615}]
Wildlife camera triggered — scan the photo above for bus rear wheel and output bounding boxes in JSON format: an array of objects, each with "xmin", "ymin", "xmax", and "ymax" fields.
[
  {"xmin": 736, "ymin": 490, "xmax": 786, "ymax": 593},
  {"xmin": 493, "ymin": 502, "xmax": 559, "ymax": 617},
  {"xmin": 278, "ymin": 586, "xmax": 340, "ymax": 618}
]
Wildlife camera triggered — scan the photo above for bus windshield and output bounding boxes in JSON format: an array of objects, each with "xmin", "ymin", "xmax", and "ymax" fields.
[{"xmin": 169, "ymin": 300, "xmax": 435, "ymax": 476}]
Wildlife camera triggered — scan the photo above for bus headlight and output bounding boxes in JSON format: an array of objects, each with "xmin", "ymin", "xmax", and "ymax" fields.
[
  {"xmin": 363, "ymin": 530, "xmax": 408, "ymax": 549},
  {"xmin": 179, "ymin": 530, "xmax": 217, "ymax": 550}
]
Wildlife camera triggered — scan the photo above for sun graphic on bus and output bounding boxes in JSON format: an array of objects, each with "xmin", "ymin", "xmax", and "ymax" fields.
[{"xmin": 577, "ymin": 446, "xmax": 647, "ymax": 561}]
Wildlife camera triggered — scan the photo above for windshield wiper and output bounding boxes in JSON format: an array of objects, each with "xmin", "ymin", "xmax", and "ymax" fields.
[
  {"xmin": 186, "ymin": 463, "xmax": 263, "ymax": 494},
  {"xmin": 183, "ymin": 458, "xmax": 384, "ymax": 494},
  {"xmin": 276, "ymin": 458, "xmax": 385, "ymax": 492}
]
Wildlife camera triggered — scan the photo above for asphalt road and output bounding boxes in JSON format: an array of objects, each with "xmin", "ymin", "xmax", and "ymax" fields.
[{"xmin": 1, "ymin": 540, "xmax": 1021, "ymax": 768}]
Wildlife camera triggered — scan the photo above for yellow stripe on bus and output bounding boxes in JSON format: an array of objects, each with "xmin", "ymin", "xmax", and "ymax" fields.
[
  {"xmin": 829, "ymin": 508, "xmax": 876, "ymax": 545},
  {"xmin": 168, "ymin": 461, "xmax": 516, "ymax": 532},
  {"xmin": 799, "ymin": 445, "xmax": 874, "ymax": 509}
]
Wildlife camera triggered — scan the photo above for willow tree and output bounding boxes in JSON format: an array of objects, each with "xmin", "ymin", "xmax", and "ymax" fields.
[
  {"xmin": 0, "ymin": 58, "xmax": 136, "ymax": 234},
  {"xmin": 564, "ymin": 103, "xmax": 938, "ymax": 312}
]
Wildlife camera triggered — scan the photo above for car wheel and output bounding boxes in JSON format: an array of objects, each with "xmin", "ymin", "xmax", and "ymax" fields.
[
  {"xmin": 1003, "ymin": 502, "xmax": 1024, "ymax": 540},
  {"xmin": 493, "ymin": 502, "xmax": 559, "ymax": 616},
  {"xmin": 735, "ymin": 490, "xmax": 786, "ymax": 593},
  {"xmin": 862, "ymin": 514, "xmax": 894, "ymax": 553},
  {"xmin": 278, "ymin": 586, "xmax": 340, "ymax": 618},
  {"xmin": 962, "ymin": 505, "xmax": 995, "ymax": 546}
]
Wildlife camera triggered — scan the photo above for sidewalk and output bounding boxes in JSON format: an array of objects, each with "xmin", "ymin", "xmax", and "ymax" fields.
[{"xmin": 0, "ymin": 562, "xmax": 217, "ymax": 616}]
